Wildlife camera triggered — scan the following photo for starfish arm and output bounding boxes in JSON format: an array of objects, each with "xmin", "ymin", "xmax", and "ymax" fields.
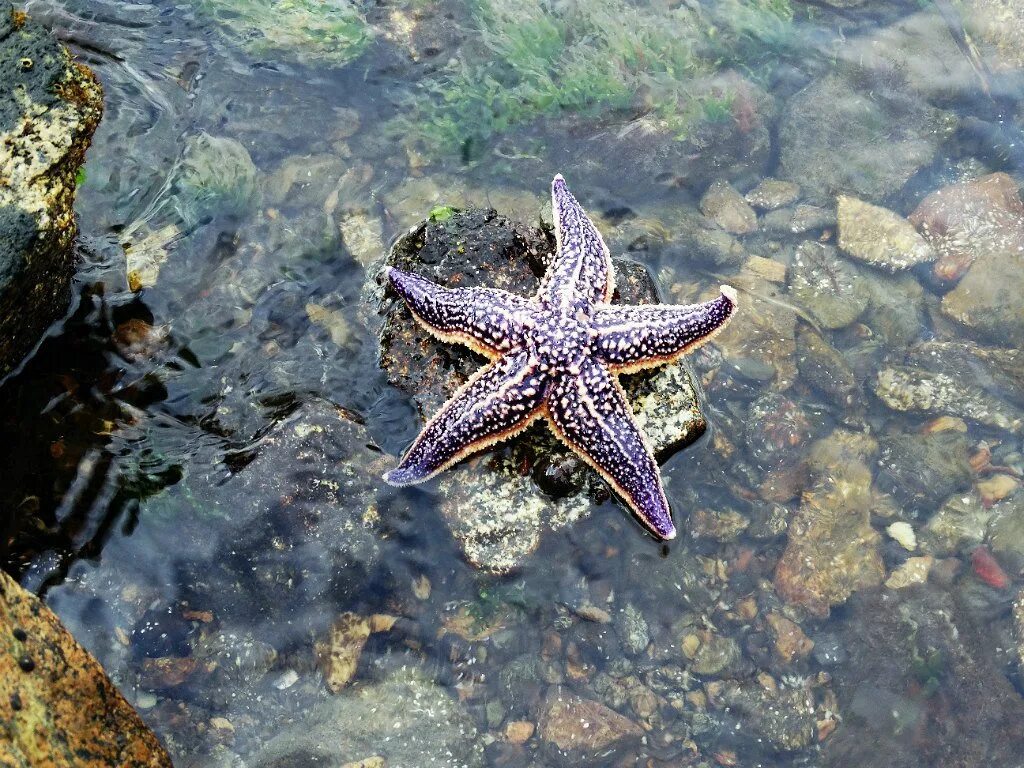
[
  {"xmin": 387, "ymin": 267, "xmax": 535, "ymax": 358},
  {"xmin": 545, "ymin": 359, "xmax": 675, "ymax": 540},
  {"xmin": 593, "ymin": 286, "xmax": 738, "ymax": 373},
  {"xmin": 384, "ymin": 347, "xmax": 548, "ymax": 486},
  {"xmin": 537, "ymin": 174, "xmax": 614, "ymax": 309}
]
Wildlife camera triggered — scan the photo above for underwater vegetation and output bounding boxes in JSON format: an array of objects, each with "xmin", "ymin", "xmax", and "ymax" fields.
[{"xmin": 403, "ymin": 0, "xmax": 797, "ymax": 159}]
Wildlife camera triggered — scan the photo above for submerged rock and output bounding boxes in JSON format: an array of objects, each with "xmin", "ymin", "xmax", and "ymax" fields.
[
  {"xmin": 745, "ymin": 178, "xmax": 800, "ymax": 211},
  {"xmin": 251, "ymin": 666, "xmax": 484, "ymax": 768},
  {"xmin": 775, "ymin": 431, "xmax": 885, "ymax": 616},
  {"xmin": 837, "ymin": 196, "xmax": 934, "ymax": 272},
  {"xmin": 876, "ymin": 429, "xmax": 972, "ymax": 507},
  {"xmin": 821, "ymin": 587, "xmax": 1024, "ymax": 768},
  {"xmin": 538, "ymin": 687, "xmax": 642, "ymax": 765},
  {"xmin": 873, "ymin": 366, "xmax": 1023, "ymax": 431},
  {"xmin": 700, "ymin": 180, "xmax": 757, "ymax": 235},
  {"xmin": 377, "ymin": 209, "xmax": 710, "ymax": 570},
  {"xmin": 788, "ymin": 242, "xmax": 869, "ymax": 329},
  {"xmin": 795, "ymin": 324, "xmax": 858, "ymax": 407},
  {"xmin": 0, "ymin": 3, "xmax": 103, "ymax": 375},
  {"xmin": 0, "ymin": 570, "xmax": 171, "ymax": 766},
  {"xmin": 910, "ymin": 172, "xmax": 1024, "ymax": 285},
  {"xmin": 906, "ymin": 339, "xmax": 1024, "ymax": 408},
  {"xmin": 198, "ymin": 0, "xmax": 371, "ymax": 68},
  {"xmin": 779, "ymin": 74, "xmax": 954, "ymax": 203},
  {"xmin": 924, "ymin": 493, "xmax": 993, "ymax": 553},
  {"xmin": 712, "ymin": 258, "xmax": 798, "ymax": 387},
  {"xmin": 712, "ymin": 681, "xmax": 818, "ymax": 752}
]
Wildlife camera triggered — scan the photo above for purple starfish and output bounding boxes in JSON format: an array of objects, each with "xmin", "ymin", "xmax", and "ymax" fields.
[{"xmin": 383, "ymin": 174, "xmax": 737, "ymax": 540}]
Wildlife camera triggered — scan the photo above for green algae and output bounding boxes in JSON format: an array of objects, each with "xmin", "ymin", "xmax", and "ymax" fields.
[{"xmin": 403, "ymin": 0, "xmax": 796, "ymax": 159}]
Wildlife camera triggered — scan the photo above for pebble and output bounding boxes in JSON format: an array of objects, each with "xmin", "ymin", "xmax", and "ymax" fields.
[
  {"xmin": 837, "ymin": 195, "xmax": 934, "ymax": 271},
  {"xmin": 745, "ymin": 178, "xmax": 800, "ymax": 210},
  {"xmin": 700, "ymin": 180, "xmax": 758, "ymax": 234},
  {"xmin": 887, "ymin": 522, "xmax": 917, "ymax": 551},
  {"xmin": 505, "ymin": 721, "xmax": 534, "ymax": 744},
  {"xmin": 885, "ymin": 556, "xmax": 934, "ymax": 588}
]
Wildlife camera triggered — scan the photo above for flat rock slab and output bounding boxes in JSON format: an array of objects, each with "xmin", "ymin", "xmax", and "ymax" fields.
[
  {"xmin": 0, "ymin": 3, "xmax": 103, "ymax": 375},
  {"xmin": 0, "ymin": 570, "xmax": 171, "ymax": 767}
]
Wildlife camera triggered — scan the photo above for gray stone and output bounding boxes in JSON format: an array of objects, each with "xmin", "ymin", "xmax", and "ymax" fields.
[
  {"xmin": 745, "ymin": 178, "xmax": 800, "ymax": 211},
  {"xmin": 0, "ymin": 3, "xmax": 103, "ymax": 375},
  {"xmin": 700, "ymin": 180, "xmax": 757, "ymax": 235},
  {"xmin": 251, "ymin": 666, "xmax": 484, "ymax": 768},
  {"xmin": 877, "ymin": 430, "xmax": 973, "ymax": 507},
  {"xmin": 874, "ymin": 366, "xmax": 1023, "ymax": 431},
  {"xmin": 788, "ymin": 242, "xmax": 870, "ymax": 329},
  {"xmin": 837, "ymin": 196, "xmax": 934, "ymax": 272},
  {"xmin": 615, "ymin": 603, "xmax": 651, "ymax": 656},
  {"xmin": 779, "ymin": 74, "xmax": 955, "ymax": 203}
]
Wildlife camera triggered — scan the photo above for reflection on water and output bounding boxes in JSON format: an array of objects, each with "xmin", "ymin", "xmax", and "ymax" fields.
[{"xmin": 4, "ymin": 0, "xmax": 1024, "ymax": 765}]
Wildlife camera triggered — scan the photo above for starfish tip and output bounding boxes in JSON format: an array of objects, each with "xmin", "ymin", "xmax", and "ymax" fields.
[
  {"xmin": 720, "ymin": 284, "xmax": 738, "ymax": 304},
  {"xmin": 552, "ymin": 173, "xmax": 566, "ymax": 187},
  {"xmin": 662, "ymin": 527, "xmax": 677, "ymax": 541},
  {"xmin": 382, "ymin": 467, "xmax": 410, "ymax": 486}
]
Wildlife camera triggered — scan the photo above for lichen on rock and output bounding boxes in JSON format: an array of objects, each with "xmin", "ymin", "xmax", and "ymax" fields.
[{"xmin": 0, "ymin": 2, "xmax": 103, "ymax": 375}]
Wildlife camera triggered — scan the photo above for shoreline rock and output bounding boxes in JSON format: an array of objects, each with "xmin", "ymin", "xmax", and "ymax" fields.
[
  {"xmin": 0, "ymin": 3, "xmax": 103, "ymax": 376},
  {"xmin": 0, "ymin": 570, "xmax": 171, "ymax": 766}
]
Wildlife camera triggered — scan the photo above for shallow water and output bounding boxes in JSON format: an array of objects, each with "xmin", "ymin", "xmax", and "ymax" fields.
[{"xmin": 4, "ymin": 0, "xmax": 1024, "ymax": 765}]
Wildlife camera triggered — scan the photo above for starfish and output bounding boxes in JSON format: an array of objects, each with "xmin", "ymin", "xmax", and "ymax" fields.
[{"xmin": 383, "ymin": 175, "xmax": 737, "ymax": 540}]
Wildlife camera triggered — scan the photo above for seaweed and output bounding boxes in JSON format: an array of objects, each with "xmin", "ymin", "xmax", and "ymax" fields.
[{"xmin": 399, "ymin": 0, "xmax": 796, "ymax": 160}]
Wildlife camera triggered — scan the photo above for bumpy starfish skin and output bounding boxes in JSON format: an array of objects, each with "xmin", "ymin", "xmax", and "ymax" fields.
[{"xmin": 383, "ymin": 175, "xmax": 737, "ymax": 540}]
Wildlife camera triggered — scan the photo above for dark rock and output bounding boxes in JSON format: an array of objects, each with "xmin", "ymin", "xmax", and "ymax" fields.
[
  {"xmin": 0, "ymin": 3, "xmax": 103, "ymax": 375},
  {"xmin": 876, "ymin": 429, "xmax": 972, "ymax": 507},
  {"xmin": 796, "ymin": 324, "xmax": 858, "ymax": 407},
  {"xmin": 131, "ymin": 605, "xmax": 195, "ymax": 659},
  {"xmin": 377, "ymin": 208, "xmax": 709, "ymax": 570},
  {"xmin": 0, "ymin": 569, "xmax": 171, "ymax": 766}
]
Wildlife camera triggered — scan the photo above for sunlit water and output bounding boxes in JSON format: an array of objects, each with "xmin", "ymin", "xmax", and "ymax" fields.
[{"xmin": 4, "ymin": 0, "xmax": 1024, "ymax": 765}]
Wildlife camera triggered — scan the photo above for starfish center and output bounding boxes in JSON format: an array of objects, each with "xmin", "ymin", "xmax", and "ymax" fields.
[{"xmin": 528, "ymin": 310, "xmax": 594, "ymax": 374}]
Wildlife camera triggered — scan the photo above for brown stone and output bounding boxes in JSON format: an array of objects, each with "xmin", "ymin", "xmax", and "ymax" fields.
[
  {"xmin": 765, "ymin": 613, "xmax": 814, "ymax": 663},
  {"xmin": 316, "ymin": 612, "xmax": 371, "ymax": 693},
  {"xmin": 538, "ymin": 687, "xmax": 642, "ymax": 759},
  {"xmin": 774, "ymin": 431, "xmax": 885, "ymax": 616},
  {"xmin": 0, "ymin": 570, "xmax": 171, "ymax": 767},
  {"xmin": 911, "ymin": 173, "xmax": 1024, "ymax": 252},
  {"xmin": 505, "ymin": 720, "xmax": 535, "ymax": 744}
]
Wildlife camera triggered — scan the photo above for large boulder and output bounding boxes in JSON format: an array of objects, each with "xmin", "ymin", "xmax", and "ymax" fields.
[
  {"xmin": 0, "ymin": 3, "xmax": 103, "ymax": 375},
  {"xmin": 0, "ymin": 569, "xmax": 170, "ymax": 767},
  {"xmin": 778, "ymin": 73, "xmax": 954, "ymax": 203}
]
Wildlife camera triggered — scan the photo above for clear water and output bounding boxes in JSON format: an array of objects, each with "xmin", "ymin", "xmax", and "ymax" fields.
[{"xmin": 4, "ymin": 0, "xmax": 1024, "ymax": 766}]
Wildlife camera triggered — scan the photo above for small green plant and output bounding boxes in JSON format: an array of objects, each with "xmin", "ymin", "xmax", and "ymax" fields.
[
  {"xmin": 75, "ymin": 166, "xmax": 87, "ymax": 187},
  {"xmin": 429, "ymin": 205, "xmax": 458, "ymax": 222}
]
